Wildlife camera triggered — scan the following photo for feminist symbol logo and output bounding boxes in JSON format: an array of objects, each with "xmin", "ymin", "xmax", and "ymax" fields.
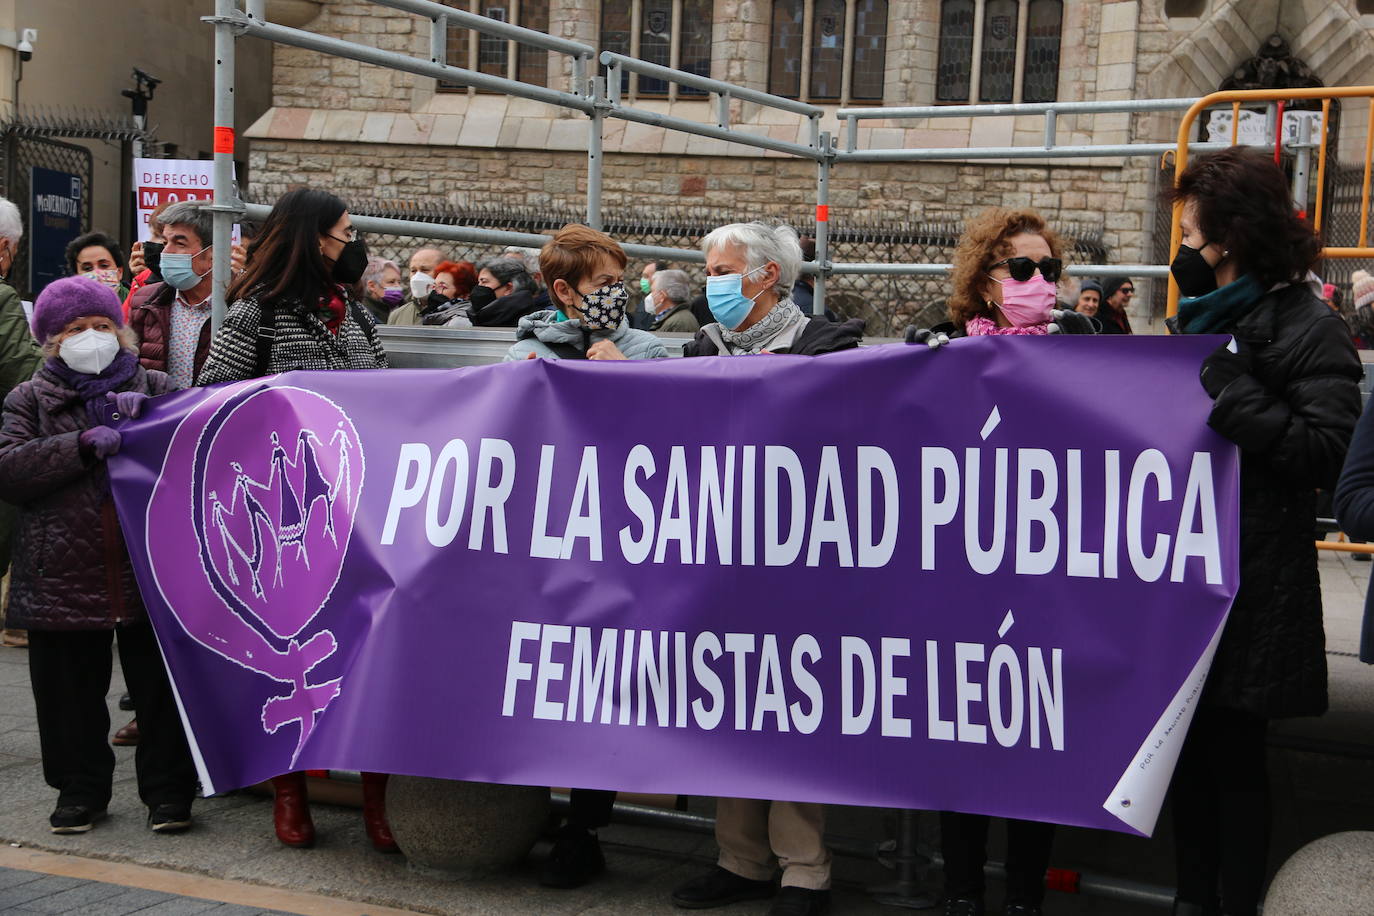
[{"xmin": 173, "ymin": 385, "xmax": 365, "ymax": 764}]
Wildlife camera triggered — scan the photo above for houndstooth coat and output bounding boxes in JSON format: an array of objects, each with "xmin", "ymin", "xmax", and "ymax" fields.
[{"xmin": 196, "ymin": 286, "xmax": 388, "ymax": 386}]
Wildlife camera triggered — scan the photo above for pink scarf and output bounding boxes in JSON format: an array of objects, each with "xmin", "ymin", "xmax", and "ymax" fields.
[{"xmin": 965, "ymin": 315, "xmax": 1049, "ymax": 336}]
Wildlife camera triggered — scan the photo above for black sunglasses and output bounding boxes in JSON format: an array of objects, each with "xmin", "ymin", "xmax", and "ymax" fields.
[{"xmin": 989, "ymin": 256, "xmax": 1063, "ymax": 283}]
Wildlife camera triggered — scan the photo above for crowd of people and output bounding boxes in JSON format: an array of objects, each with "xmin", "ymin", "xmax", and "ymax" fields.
[{"xmin": 0, "ymin": 146, "xmax": 1369, "ymax": 916}]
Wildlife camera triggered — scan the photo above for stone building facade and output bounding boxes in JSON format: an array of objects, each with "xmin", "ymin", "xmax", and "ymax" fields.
[{"xmin": 244, "ymin": 0, "xmax": 1374, "ymax": 331}]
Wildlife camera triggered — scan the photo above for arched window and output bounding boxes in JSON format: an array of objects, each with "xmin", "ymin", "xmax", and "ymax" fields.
[
  {"xmin": 935, "ymin": 0, "xmax": 1062, "ymax": 103},
  {"xmin": 600, "ymin": 0, "xmax": 714, "ymax": 98},
  {"xmin": 768, "ymin": 0, "xmax": 889, "ymax": 103},
  {"xmin": 437, "ymin": 0, "xmax": 551, "ymax": 91}
]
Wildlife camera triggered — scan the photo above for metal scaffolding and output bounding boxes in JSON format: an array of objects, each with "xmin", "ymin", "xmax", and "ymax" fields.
[{"xmin": 202, "ymin": 0, "xmax": 1289, "ymax": 332}]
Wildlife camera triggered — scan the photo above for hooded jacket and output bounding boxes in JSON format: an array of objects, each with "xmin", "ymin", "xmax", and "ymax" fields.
[
  {"xmin": 503, "ymin": 310, "xmax": 669, "ymax": 361},
  {"xmin": 0, "ymin": 363, "xmax": 171, "ymax": 630}
]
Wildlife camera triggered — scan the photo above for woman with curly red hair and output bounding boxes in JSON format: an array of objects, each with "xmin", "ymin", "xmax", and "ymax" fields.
[{"xmin": 907, "ymin": 208, "xmax": 1094, "ymax": 347}]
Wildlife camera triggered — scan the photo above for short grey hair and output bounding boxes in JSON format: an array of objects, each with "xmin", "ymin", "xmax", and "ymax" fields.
[
  {"xmin": 363, "ymin": 256, "xmax": 399, "ymax": 288},
  {"xmin": 158, "ymin": 200, "xmax": 214, "ymax": 250},
  {"xmin": 0, "ymin": 197, "xmax": 22, "ymax": 244},
  {"xmin": 502, "ymin": 246, "xmax": 543, "ymax": 278},
  {"xmin": 652, "ymin": 269, "xmax": 694, "ymax": 307},
  {"xmin": 478, "ymin": 257, "xmax": 535, "ymax": 292},
  {"xmin": 700, "ymin": 222, "xmax": 801, "ymax": 297}
]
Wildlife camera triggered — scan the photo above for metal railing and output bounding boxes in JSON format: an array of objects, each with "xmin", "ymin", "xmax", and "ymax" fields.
[
  {"xmin": 1165, "ymin": 86, "xmax": 1374, "ymax": 317},
  {"xmin": 205, "ymin": 0, "xmax": 1286, "ymax": 335}
]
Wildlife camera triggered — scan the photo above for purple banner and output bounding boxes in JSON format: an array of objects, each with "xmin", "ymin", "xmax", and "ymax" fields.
[{"xmin": 108, "ymin": 336, "xmax": 1238, "ymax": 836}]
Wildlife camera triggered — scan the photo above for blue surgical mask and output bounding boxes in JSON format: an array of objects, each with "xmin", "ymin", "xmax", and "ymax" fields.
[
  {"xmin": 705, "ymin": 266, "xmax": 766, "ymax": 330},
  {"xmin": 161, "ymin": 247, "xmax": 209, "ymax": 291}
]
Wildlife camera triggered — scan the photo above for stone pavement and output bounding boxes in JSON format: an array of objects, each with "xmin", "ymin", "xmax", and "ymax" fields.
[{"xmin": 0, "ymin": 548, "xmax": 1370, "ymax": 915}]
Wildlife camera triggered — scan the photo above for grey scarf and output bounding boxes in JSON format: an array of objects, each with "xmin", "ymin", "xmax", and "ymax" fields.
[{"xmin": 719, "ymin": 297, "xmax": 805, "ymax": 353}]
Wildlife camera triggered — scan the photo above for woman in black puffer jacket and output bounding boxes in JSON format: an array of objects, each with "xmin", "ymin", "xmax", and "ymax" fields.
[{"xmin": 1163, "ymin": 147, "xmax": 1362, "ymax": 916}]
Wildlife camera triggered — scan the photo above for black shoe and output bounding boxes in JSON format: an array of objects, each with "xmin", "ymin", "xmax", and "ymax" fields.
[
  {"xmin": 945, "ymin": 899, "xmax": 985, "ymax": 916},
  {"xmin": 49, "ymin": 805, "xmax": 106, "ymax": 834},
  {"xmin": 672, "ymin": 866, "xmax": 776, "ymax": 909},
  {"xmin": 118, "ymin": 691, "xmax": 135, "ymax": 711},
  {"xmin": 539, "ymin": 824, "xmax": 605, "ymax": 888},
  {"xmin": 1004, "ymin": 905, "xmax": 1042, "ymax": 916},
  {"xmin": 148, "ymin": 802, "xmax": 193, "ymax": 834},
  {"xmin": 768, "ymin": 886, "xmax": 830, "ymax": 916}
]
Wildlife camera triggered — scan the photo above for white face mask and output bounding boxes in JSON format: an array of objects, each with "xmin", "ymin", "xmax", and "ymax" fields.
[
  {"xmin": 59, "ymin": 328, "xmax": 121, "ymax": 375},
  {"xmin": 410, "ymin": 272, "xmax": 434, "ymax": 300}
]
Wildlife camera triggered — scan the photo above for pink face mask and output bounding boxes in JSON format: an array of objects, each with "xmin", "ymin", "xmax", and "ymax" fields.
[{"xmin": 992, "ymin": 274, "xmax": 1056, "ymax": 328}]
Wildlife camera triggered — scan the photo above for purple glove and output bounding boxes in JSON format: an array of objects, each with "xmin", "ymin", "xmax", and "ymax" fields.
[
  {"xmin": 79, "ymin": 426, "xmax": 121, "ymax": 460},
  {"xmin": 106, "ymin": 390, "xmax": 149, "ymax": 419}
]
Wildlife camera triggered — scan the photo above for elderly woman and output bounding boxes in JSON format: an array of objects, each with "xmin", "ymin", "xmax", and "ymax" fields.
[
  {"xmin": 647, "ymin": 268, "xmax": 700, "ymax": 333},
  {"xmin": 1164, "ymin": 148, "xmax": 1361, "ymax": 916},
  {"xmin": 505, "ymin": 225, "xmax": 664, "ymax": 364},
  {"xmin": 682, "ymin": 221, "xmax": 863, "ymax": 358},
  {"xmin": 421, "ymin": 260, "xmax": 478, "ymax": 328},
  {"xmin": 361, "ymin": 256, "xmax": 404, "ymax": 322},
  {"xmin": 194, "ymin": 188, "xmax": 395, "ymax": 853},
  {"xmin": 669, "ymin": 223, "xmax": 861, "ymax": 916},
  {"xmin": 469, "ymin": 256, "xmax": 539, "ymax": 327},
  {"xmin": 0, "ymin": 277, "xmax": 197, "ymax": 835}
]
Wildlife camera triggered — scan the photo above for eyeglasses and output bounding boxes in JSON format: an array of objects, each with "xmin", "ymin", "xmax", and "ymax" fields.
[
  {"xmin": 1118, "ymin": 286, "xmax": 1135, "ymax": 295},
  {"xmin": 988, "ymin": 256, "xmax": 1063, "ymax": 283},
  {"xmin": 329, "ymin": 228, "xmax": 359, "ymax": 243}
]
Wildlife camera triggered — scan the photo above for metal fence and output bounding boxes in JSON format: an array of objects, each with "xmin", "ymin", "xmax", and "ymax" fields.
[{"xmin": 314, "ymin": 196, "xmax": 1108, "ymax": 337}]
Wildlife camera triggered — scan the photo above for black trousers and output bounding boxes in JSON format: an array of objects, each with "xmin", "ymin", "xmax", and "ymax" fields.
[
  {"xmin": 940, "ymin": 812, "xmax": 1055, "ymax": 906},
  {"xmin": 1169, "ymin": 706, "xmax": 1270, "ymax": 916},
  {"xmin": 568, "ymin": 788, "xmax": 616, "ymax": 830},
  {"xmin": 28, "ymin": 625, "xmax": 198, "ymax": 810}
]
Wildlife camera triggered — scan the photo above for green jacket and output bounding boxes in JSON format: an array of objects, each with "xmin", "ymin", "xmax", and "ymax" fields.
[{"xmin": 0, "ymin": 277, "xmax": 41, "ymax": 573}]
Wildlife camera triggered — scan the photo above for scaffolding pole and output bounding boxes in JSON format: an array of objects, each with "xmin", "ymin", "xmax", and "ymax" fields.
[{"xmin": 210, "ymin": 0, "xmax": 238, "ymax": 333}]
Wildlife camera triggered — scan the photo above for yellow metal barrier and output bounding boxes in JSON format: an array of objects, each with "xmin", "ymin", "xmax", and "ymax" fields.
[{"xmin": 1166, "ymin": 86, "xmax": 1374, "ymax": 317}]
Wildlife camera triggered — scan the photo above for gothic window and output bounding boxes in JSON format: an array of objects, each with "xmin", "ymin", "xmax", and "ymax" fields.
[
  {"xmin": 437, "ymin": 0, "xmax": 551, "ymax": 91},
  {"xmin": 936, "ymin": 0, "xmax": 1062, "ymax": 103},
  {"xmin": 600, "ymin": 0, "xmax": 714, "ymax": 98},
  {"xmin": 768, "ymin": 0, "xmax": 889, "ymax": 103}
]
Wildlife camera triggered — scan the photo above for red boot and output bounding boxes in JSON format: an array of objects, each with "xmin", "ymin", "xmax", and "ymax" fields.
[
  {"xmin": 361, "ymin": 771, "xmax": 398, "ymax": 853},
  {"xmin": 271, "ymin": 772, "xmax": 315, "ymax": 848}
]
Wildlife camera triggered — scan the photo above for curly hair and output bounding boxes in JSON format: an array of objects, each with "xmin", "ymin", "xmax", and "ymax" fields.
[
  {"xmin": 1162, "ymin": 147, "xmax": 1321, "ymax": 289},
  {"xmin": 948, "ymin": 208, "xmax": 1063, "ymax": 328}
]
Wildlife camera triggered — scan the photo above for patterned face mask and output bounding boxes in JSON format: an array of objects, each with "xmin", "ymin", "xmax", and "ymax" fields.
[{"xmin": 577, "ymin": 281, "xmax": 629, "ymax": 330}]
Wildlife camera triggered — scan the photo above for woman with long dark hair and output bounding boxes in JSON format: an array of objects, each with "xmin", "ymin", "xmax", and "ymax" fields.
[
  {"xmin": 195, "ymin": 189, "xmax": 395, "ymax": 853},
  {"xmin": 196, "ymin": 188, "xmax": 386, "ymax": 384},
  {"xmin": 1163, "ymin": 147, "xmax": 1361, "ymax": 916}
]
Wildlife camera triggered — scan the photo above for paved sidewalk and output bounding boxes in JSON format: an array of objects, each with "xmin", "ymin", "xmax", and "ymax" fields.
[{"xmin": 0, "ymin": 549, "xmax": 1370, "ymax": 914}]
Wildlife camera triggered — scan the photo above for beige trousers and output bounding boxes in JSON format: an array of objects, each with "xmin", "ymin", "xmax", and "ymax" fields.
[{"xmin": 715, "ymin": 797, "xmax": 831, "ymax": 889}]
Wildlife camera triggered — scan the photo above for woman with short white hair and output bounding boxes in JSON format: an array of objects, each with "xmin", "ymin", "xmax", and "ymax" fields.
[
  {"xmin": 683, "ymin": 221, "xmax": 862, "ymax": 357},
  {"xmin": 671, "ymin": 222, "xmax": 863, "ymax": 916}
]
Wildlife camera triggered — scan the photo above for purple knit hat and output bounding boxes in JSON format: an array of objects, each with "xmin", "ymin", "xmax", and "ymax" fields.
[{"xmin": 31, "ymin": 275, "xmax": 124, "ymax": 343}]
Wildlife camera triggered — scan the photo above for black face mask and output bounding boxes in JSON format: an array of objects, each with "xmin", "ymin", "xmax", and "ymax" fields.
[
  {"xmin": 1170, "ymin": 244, "xmax": 1218, "ymax": 299},
  {"xmin": 468, "ymin": 285, "xmax": 497, "ymax": 310},
  {"xmin": 330, "ymin": 239, "xmax": 368, "ymax": 285},
  {"xmin": 143, "ymin": 241, "xmax": 165, "ymax": 283},
  {"xmin": 424, "ymin": 290, "xmax": 450, "ymax": 312}
]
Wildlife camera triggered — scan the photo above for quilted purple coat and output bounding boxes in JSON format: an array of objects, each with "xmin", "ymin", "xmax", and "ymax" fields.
[{"xmin": 0, "ymin": 362, "xmax": 170, "ymax": 630}]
